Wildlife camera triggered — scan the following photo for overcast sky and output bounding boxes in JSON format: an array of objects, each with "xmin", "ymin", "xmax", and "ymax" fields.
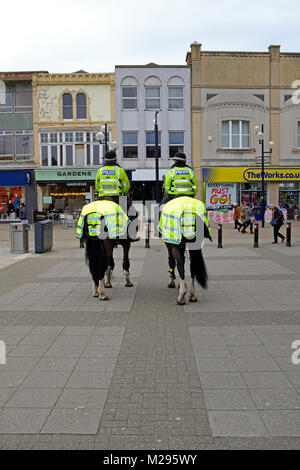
[{"xmin": 2, "ymin": 0, "xmax": 300, "ymax": 73}]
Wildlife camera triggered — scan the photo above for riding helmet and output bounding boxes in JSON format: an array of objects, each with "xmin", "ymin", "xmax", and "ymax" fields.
[
  {"xmin": 173, "ymin": 152, "xmax": 186, "ymax": 162},
  {"xmin": 104, "ymin": 150, "xmax": 117, "ymax": 162}
]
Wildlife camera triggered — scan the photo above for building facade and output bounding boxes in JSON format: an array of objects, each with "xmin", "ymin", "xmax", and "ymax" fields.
[
  {"xmin": 0, "ymin": 71, "xmax": 46, "ymax": 222},
  {"xmin": 187, "ymin": 43, "xmax": 300, "ymax": 218},
  {"xmin": 32, "ymin": 72, "xmax": 115, "ymax": 212},
  {"xmin": 115, "ymin": 64, "xmax": 191, "ymax": 201}
]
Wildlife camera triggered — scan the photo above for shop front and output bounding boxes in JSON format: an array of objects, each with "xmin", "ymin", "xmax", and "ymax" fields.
[
  {"xmin": 35, "ymin": 169, "xmax": 97, "ymax": 214},
  {"xmin": 202, "ymin": 167, "xmax": 300, "ymax": 222},
  {"xmin": 0, "ymin": 170, "xmax": 36, "ymax": 222}
]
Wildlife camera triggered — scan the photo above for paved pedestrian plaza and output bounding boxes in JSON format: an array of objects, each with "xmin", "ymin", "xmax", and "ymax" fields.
[{"xmin": 0, "ymin": 224, "xmax": 300, "ymax": 449}]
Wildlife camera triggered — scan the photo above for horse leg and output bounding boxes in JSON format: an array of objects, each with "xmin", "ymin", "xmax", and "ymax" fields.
[
  {"xmin": 103, "ymin": 238, "xmax": 114, "ymax": 288},
  {"xmin": 98, "ymin": 279, "xmax": 110, "ymax": 301},
  {"xmin": 188, "ymin": 277, "xmax": 197, "ymax": 302},
  {"xmin": 122, "ymin": 241, "xmax": 133, "ymax": 287},
  {"xmin": 171, "ymin": 243, "xmax": 186, "ymax": 305},
  {"xmin": 166, "ymin": 243, "xmax": 176, "ymax": 288}
]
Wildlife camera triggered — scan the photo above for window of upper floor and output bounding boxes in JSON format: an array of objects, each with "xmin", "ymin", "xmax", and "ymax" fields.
[
  {"xmin": 122, "ymin": 87, "xmax": 138, "ymax": 109},
  {"xmin": 168, "ymin": 87, "xmax": 184, "ymax": 109},
  {"xmin": 0, "ymin": 130, "xmax": 33, "ymax": 161},
  {"xmin": 169, "ymin": 131, "xmax": 184, "ymax": 158},
  {"xmin": 145, "ymin": 87, "xmax": 161, "ymax": 110},
  {"xmin": 221, "ymin": 120, "xmax": 250, "ymax": 149},
  {"xmin": 122, "ymin": 131, "xmax": 138, "ymax": 158},
  {"xmin": 297, "ymin": 122, "xmax": 300, "ymax": 148},
  {"xmin": 0, "ymin": 92, "xmax": 32, "ymax": 113},
  {"xmin": 62, "ymin": 92, "xmax": 87, "ymax": 120},
  {"xmin": 146, "ymin": 131, "xmax": 161, "ymax": 158}
]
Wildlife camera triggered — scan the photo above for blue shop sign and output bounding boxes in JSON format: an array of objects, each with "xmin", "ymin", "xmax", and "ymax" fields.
[{"xmin": 0, "ymin": 171, "xmax": 31, "ymax": 187}]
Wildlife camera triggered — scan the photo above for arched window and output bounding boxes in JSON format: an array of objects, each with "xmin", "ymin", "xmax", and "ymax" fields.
[
  {"xmin": 76, "ymin": 93, "xmax": 87, "ymax": 119},
  {"xmin": 144, "ymin": 76, "xmax": 161, "ymax": 110},
  {"xmin": 62, "ymin": 93, "xmax": 73, "ymax": 119}
]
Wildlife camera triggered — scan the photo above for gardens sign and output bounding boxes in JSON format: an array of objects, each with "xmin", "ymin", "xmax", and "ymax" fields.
[{"xmin": 35, "ymin": 169, "xmax": 97, "ymax": 182}]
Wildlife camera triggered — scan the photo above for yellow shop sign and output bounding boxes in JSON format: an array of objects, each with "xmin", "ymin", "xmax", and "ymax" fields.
[{"xmin": 202, "ymin": 167, "xmax": 300, "ymax": 183}]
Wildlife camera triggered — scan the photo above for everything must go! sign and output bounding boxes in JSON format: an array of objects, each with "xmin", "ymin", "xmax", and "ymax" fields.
[{"xmin": 206, "ymin": 183, "xmax": 237, "ymax": 209}]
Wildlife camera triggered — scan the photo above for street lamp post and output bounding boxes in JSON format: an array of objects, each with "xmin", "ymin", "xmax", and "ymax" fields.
[
  {"xmin": 154, "ymin": 111, "xmax": 160, "ymax": 203},
  {"xmin": 95, "ymin": 125, "xmax": 118, "ymax": 165},
  {"xmin": 254, "ymin": 124, "xmax": 274, "ymax": 228}
]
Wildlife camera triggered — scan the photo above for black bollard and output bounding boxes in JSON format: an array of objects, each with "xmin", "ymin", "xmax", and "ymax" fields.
[
  {"xmin": 79, "ymin": 239, "xmax": 84, "ymax": 249},
  {"xmin": 286, "ymin": 222, "xmax": 291, "ymax": 247},
  {"xmin": 145, "ymin": 220, "xmax": 150, "ymax": 248},
  {"xmin": 254, "ymin": 222, "xmax": 259, "ymax": 248},
  {"xmin": 217, "ymin": 223, "xmax": 223, "ymax": 248}
]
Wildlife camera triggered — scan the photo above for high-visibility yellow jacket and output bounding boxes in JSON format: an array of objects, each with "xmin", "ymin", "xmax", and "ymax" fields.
[
  {"xmin": 158, "ymin": 196, "xmax": 211, "ymax": 244},
  {"xmin": 76, "ymin": 200, "xmax": 129, "ymax": 239},
  {"xmin": 95, "ymin": 165, "xmax": 130, "ymax": 197},
  {"xmin": 164, "ymin": 166, "xmax": 198, "ymax": 196}
]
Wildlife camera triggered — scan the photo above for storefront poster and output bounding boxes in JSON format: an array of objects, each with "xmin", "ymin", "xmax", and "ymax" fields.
[
  {"xmin": 206, "ymin": 183, "xmax": 236, "ymax": 209},
  {"xmin": 208, "ymin": 210, "xmax": 234, "ymax": 224}
]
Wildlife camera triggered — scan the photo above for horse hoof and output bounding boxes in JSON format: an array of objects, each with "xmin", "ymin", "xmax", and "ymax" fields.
[
  {"xmin": 168, "ymin": 280, "xmax": 175, "ymax": 288},
  {"xmin": 177, "ymin": 297, "xmax": 186, "ymax": 305},
  {"xmin": 189, "ymin": 295, "xmax": 197, "ymax": 302},
  {"xmin": 99, "ymin": 294, "xmax": 110, "ymax": 301},
  {"xmin": 125, "ymin": 281, "xmax": 134, "ymax": 287},
  {"xmin": 93, "ymin": 292, "xmax": 99, "ymax": 297},
  {"xmin": 104, "ymin": 283, "xmax": 112, "ymax": 288}
]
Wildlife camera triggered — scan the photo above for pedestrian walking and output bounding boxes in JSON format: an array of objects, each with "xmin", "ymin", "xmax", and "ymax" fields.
[
  {"xmin": 240, "ymin": 203, "xmax": 254, "ymax": 234},
  {"xmin": 271, "ymin": 206, "xmax": 285, "ymax": 244},
  {"xmin": 232, "ymin": 203, "xmax": 242, "ymax": 230}
]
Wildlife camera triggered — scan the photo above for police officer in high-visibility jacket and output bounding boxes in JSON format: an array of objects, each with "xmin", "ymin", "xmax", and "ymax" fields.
[
  {"xmin": 162, "ymin": 152, "xmax": 198, "ymax": 205},
  {"xmin": 95, "ymin": 150, "xmax": 130, "ymax": 202}
]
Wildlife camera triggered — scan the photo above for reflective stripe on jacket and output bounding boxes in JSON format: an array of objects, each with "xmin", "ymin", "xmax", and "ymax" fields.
[
  {"xmin": 164, "ymin": 167, "xmax": 198, "ymax": 196},
  {"xmin": 158, "ymin": 196, "xmax": 211, "ymax": 244},
  {"xmin": 95, "ymin": 166, "xmax": 130, "ymax": 197},
  {"xmin": 76, "ymin": 200, "xmax": 129, "ymax": 239}
]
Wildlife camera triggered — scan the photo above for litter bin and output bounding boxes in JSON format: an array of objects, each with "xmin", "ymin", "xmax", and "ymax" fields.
[
  {"xmin": 34, "ymin": 220, "xmax": 53, "ymax": 253},
  {"xmin": 10, "ymin": 223, "xmax": 29, "ymax": 254}
]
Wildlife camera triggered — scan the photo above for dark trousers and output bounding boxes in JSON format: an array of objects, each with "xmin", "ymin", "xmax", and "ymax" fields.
[
  {"xmin": 274, "ymin": 224, "xmax": 285, "ymax": 243},
  {"xmin": 241, "ymin": 220, "xmax": 253, "ymax": 232},
  {"xmin": 234, "ymin": 219, "xmax": 242, "ymax": 229}
]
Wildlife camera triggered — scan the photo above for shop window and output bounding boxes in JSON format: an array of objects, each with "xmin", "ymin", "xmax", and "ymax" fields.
[
  {"xmin": 62, "ymin": 93, "xmax": 73, "ymax": 120},
  {"xmin": 76, "ymin": 93, "xmax": 87, "ymax": 119},
  {"xmin": 65, "ymin": 145, "xmax": 73, "ymax": 165},
  {"xmin": 0, "ymin": 132, "xmax": 13, "ymax": 155},
  {"xmin": 41, "ymin": 146, "xmax": 48, "ymax": 166},
  {"xmin": 169, "ymin": 131, "xmax": 184, "ymax": 158},
  {"xmin": 123, "ymin": 132, "xmax": 138, "ymax": 158},
  {"xmin": 168, "ymin": 87, "xmax": 183, "ymax": 109},
  {"xmin": 146, "ymin": 131, "xmax": 161, "ymax": 158},
  {"xmin": 122, "ymin": 87, "xmax": 137, "ymax": 109},
  {"xmin": 222, "ymin": 120, "xmax": 250, "ymax": 149},
  {"xmin": 145, "ymin": 87, "xmax": 160, "ymax": 110}
]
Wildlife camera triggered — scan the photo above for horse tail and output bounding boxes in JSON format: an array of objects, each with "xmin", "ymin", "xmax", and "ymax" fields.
[
  {"xmin": 190, "ymin": 248, "xmax": 208, "ymax": 289},
  {"xmin": 85, "ymin": 235, "xmax": 108, "ymax": 285}
]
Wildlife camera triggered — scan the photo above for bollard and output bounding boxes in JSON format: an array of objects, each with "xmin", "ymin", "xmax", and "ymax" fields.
[
  {"xmin": 253, "ymin": 223, "xmax": 259, "ymax": 248},
  {"xmin": 286, "ymin": 222, "xmax": 291, "ymax": 247},
  {"xmin": 79, "ymin": 239, "xmax": 84, "ymax": 249},
  {"xmin": 217, "ymin": 223, "xmax": 223, "ymax": 248},
  {"xmin": 145, "ymin": 220, "xmax": 150, "ymax": 248}
]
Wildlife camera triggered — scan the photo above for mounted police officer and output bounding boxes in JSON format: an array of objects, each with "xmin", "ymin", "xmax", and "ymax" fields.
[
  {"xmin": 95, "ymin": 150, "xmax": 130, "ymax": 202},
  {"xmin": 95, "ymin": 149, "xmax": 139, "ymax": 241},
  {"xmin": 161, "ymin": 152, "xmax": 198, "ymax": 205}
]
